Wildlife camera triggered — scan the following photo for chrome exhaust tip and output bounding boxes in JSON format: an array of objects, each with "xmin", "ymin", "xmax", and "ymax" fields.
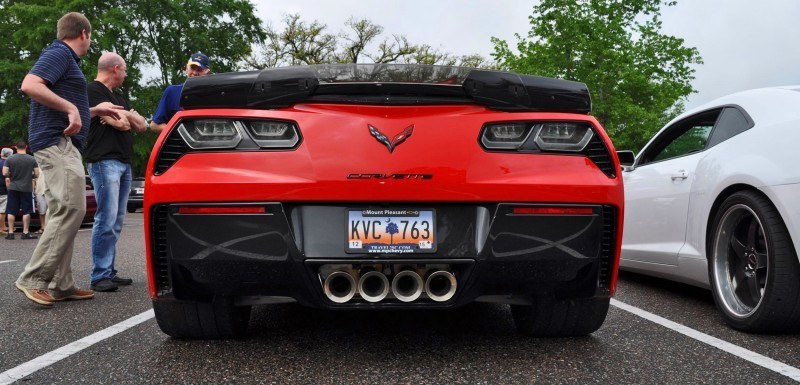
[
  {"xmin": 392, "ymin": 270, "xmax": 424, "ymax": 302},
  {"xmin": 358, "ymin": 271, "xmax": 390, "ymax": 302},
  {"xmin": 323, "ymin": 271, "xmax": 356, "ymax": 303},
  {"xmin": 425, "ymin": 271, "xmax": 457, "ymax": 302}
]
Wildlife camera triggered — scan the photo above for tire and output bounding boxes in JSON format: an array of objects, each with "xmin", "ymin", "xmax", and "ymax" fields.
[
  {"xmin": 127, "ymin": 206, "xmax": 136, "ymax": 213},
  {"xmin": 709, "ymin": 190, "xmax": 800, "ymax": 332},
  {"xmin": 152, "ymin": 298, "xmax": 252, "ymax": 339},
  {"xmin": 511, "ymin": 296, "xmax": 610, "ymax": 337}
]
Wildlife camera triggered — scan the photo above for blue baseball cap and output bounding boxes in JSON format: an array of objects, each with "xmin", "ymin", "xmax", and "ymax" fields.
[{"xmin": 187, "ymin": 52, "xmax": 210, "ymax": 70}]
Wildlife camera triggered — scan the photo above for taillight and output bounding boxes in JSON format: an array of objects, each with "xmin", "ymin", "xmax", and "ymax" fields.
[
  {"xmin": 244, "ymin": 120, "xmax": 300, "ymax": 148},
  {"xmin": 533, "ymin": 122, "xmax": 593, "ymax": 151},
  {"xmin": 479, "ymin": 120, "xmax": 615, "ymax": 178},
  {"xmin": 155, "ymin": 118, "xmax": 302, "ymax": 175},
  {"xmin": 176, "ymin": 118, "xmax": 301, "ymax": 150},
  {"xmin": 177, "ymin": 119, "xmax": 243, "ymax": 149},
  {"xmin": 480, "ymin": 121, "xmax": 593, "ymax": 152},
  {"xmin": 480, "ymin": 122, "xmax": 532, "ymax": 149}
]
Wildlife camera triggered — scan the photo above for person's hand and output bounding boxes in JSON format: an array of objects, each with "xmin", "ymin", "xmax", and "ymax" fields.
[
  {"xmin": 64, "ymin": 104, "xmax": 81, "ymax": 136},
  {"xmin": 91, "ymin": 104, "xmax": 124, "ymax": 120},
  {"xmin": 100, "ymin": 116, "xmax": 131, "ymax": 131}
]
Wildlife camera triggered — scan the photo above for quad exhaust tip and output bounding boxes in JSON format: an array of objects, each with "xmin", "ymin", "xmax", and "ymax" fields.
[
  {"xmin": 321, "ymin": 266, "xmax": 457, "ymax": 303},
  {"xmin": 425, "ymin": 271, "xmax": 457, "ymax": 302},
  {"xmin": 392, "ymin": 270, "xmax": 424, "ymax": 302},
  {"xmin": 323, "ymin": 271, "xmax": 356, "ymax": 303},
  {"xmin": 358, "ymin": 271, "xmax": 390, "ymax": 302}
]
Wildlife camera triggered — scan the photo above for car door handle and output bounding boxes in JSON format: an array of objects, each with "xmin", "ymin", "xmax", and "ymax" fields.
[{"xmin": 671, "ymin": 171, "xmax": 689, "ymax": 180}]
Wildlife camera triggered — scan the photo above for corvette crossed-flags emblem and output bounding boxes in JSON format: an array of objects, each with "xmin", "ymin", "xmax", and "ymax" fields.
[{"xmin": 368, "ymin": 124, "xmax": 414, "ymax": 153}]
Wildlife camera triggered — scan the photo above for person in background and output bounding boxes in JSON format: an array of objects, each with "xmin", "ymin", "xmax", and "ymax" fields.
[
  {"xmin": 3, "ymin": 141, "xmax": 39, "ymax": 240},
  {"xmin": 0, "ymin": 147, "xmax": 11, "ymax": 236},
  {"xmin": 34, "ymin": 170, "xmax": 47, "ymax": 234},
  {"xmin": 15, "ymin": 12, "xmax": 121, "ymax": 306},
  {"xmin": 84, "ymin": 52, "xmax": 146, "ymax": 292},
  {"xmin": 149, "ymin": 52, "xmax": 211, "ymax": 132}
]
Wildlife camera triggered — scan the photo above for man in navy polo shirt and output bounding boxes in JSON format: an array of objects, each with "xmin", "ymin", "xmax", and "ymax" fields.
[
  {"xmin": 15, "ymin": 12, "xmax": 122, "ymax": 307},
  {"xmin": 149, "ymin": 52, "xmax": 212, "ymax": 132}
]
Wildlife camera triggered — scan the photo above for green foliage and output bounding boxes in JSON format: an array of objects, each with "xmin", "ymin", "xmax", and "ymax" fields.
[
  {"xmin": 492, "ymin": 0, "xmax": 702, "ymax": 151},
  {"xmin": 1, "ymin": 3, "xmax": 494, "ymax": 176},
  {"xmin": 0, "ymin": 0, "xmax": 265, "ymax": 175}
]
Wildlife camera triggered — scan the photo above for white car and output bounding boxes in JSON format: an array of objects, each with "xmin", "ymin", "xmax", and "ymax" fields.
[{"xmin": 619, "ymin": 86, "xmax": 800, "ymax": 332}]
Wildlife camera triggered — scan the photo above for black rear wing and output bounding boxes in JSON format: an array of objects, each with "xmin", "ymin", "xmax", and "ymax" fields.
[{"xmin": 180, "ymin": 64, "xmax": 591, "ymax": 113}]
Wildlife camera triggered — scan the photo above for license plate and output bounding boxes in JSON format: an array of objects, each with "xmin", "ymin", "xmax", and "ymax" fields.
[
  {"xmin": 346, "ymin": 209, "xmax": 436, "ymax": 253},
  {"xmin": 134, "ymin": 188, "xmax": 144, "ymax": 194}
]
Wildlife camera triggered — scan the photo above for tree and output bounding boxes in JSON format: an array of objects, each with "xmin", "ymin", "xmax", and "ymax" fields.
[
  {"xmin": 492, "ymin": 0, "xmax": 702, "ymax": 151},
  {"xmin": 243, "ymin": 14, "xmax": 495, "ymax": 69},
  {"xmin": 0, "ymin": 0, "xmax": 266, "ymax": 176},
  {"xmin": 385, "ymin": 220, "xmax": 399, "ymax": 245}
]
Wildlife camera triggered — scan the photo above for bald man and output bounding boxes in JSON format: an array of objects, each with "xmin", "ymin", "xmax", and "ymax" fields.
[{"xmin": 84, "ymin": 52, "xmax": 146, "ymax": 292}]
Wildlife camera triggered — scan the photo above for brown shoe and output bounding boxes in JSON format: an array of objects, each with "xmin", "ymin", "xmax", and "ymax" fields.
[
  {"xmin": 15, "ymin": 282, "xmax": 55, "ymax": 306},
  {"xmin": 53, "ymin": 288, "xmax": 95, "ymax": 301}
]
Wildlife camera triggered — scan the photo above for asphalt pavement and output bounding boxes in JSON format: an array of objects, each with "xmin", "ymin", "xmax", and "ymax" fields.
[{"xmin": 1, "ymin": 213, "xmax": 798, "ymax": 384}]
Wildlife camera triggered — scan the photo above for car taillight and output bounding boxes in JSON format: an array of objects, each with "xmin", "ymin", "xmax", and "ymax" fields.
[
  {"xmin": 533, "ymin": 122, "xmax": 593, "ymax": 151},
  {"xmin": 480, "ymin": 121, "xmax": 593, "ymax": 152},
  {"xmin": 479, "ymin": 121, "xmax": 615, "ymax": 178},
  {"xmin": 244, "ymin": 120, "xmax": 300, "ymax": 148},
  {"xmin": 480, "ymin": 122, "xmax": 532, "ymax": 149},
  {"xmin": 176, "ymin": 119, "xmax": 301, "ymax": 150},
  {"xmin": 154, "ymin": 118, "xmax": 303, "ymax": 175},
  {"xmin": 177, "ymin": 119, "xmax": 243, "ymax": 149}
]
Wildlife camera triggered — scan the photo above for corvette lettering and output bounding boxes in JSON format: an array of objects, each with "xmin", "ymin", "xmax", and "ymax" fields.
[{"xmin": 347, "ymin": 174, "xmax": 433, "ymax": 180}]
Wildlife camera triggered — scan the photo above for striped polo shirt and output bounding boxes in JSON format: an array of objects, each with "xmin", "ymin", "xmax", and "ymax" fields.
[{"xmin": 27, "ymin": 39, "xmax": 90, "ymax": 153}]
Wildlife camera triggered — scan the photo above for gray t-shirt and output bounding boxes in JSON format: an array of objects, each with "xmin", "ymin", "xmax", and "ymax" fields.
[{"xmin": 5, "ymin": 153, "xmax": 38, "ymax": 192}]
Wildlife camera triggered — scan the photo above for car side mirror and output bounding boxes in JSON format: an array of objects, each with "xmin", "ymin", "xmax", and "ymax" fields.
[{"xmin": 617, "ymin": 150, "xmax": 635, "ymax": 170}]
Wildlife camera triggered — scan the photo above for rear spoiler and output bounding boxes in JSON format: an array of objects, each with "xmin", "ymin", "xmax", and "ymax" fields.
[{"xmin": 180, "ymin": 64, "xmax": 591, "ymax": 113}]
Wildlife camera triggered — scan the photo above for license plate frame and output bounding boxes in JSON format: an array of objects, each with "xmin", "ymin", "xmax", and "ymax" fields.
[{"xmin": 346, "ymin": 208, "xmax": 436, "ymax": 254}]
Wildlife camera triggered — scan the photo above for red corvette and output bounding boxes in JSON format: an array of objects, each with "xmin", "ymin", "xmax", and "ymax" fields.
[{"xmin": 145, "ymin": 64, "xmax": 624, "ymax": 339}]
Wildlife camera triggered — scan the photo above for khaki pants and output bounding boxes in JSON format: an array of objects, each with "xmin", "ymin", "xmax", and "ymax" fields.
[{"xmin": 16, "ymin": 137, "xmax": 86, "ymax": 296}]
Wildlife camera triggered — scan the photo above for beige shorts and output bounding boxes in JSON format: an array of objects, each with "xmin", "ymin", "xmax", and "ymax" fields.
[{"xmin": 0, "ymin": 194, "xmax": 6, "ymax": 213}]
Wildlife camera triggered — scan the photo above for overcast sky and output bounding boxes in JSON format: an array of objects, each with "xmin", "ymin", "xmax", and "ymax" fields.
[{"xmin": 253, "ymin": 0, "xmax": 800, "ymax": 110}]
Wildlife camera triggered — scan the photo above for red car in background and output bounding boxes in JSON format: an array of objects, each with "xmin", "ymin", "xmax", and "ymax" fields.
[
  {"xmin": 11, "ymin": 176, "xmax": 96, "ymax": 229},
  {"xmin": 3, "ymin": 143, "xmax": 97, "ymax": 229},
  {"xmin": 145, "ymin": 64, "xmax": 625, "ymax": 339}
]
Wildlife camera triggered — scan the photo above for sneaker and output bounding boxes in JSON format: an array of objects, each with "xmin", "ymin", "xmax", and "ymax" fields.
[
  {"xmin": 111, "ymin": 275, "xmax": 133, "ymax": 285},
  {"xmin": 54, "ymin": 288, "xmax": 95, "ymax": 301},
  {"xmin": 15, "ymin": 282, "xmax": 54, "ymax": 306},
  {"xmin": 5, "ymin": 233, "xmax": 13, "ymax": 240},
  {"xmin": 90, "ymin": 278, "xmax": 119, "ymax": 292},
  {"xmin": 21, "ymin": 232, "xmax": 37, "ymax": 240}
]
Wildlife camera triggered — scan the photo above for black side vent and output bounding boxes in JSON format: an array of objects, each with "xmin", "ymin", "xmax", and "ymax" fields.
[
  {"xmin": 151, "ymin": 205, "xmax": 172, "ymax": 296},
  {"xmin": 598, "ymin": 205, "xmax": 617, "ymax": 293},
  {"xmin": 154, "ymin": 130, "xmax": 190, "ymax": 175},
  {"xmin": 585, "ymin": 134, "xmax": 616, "ymax": 178}
]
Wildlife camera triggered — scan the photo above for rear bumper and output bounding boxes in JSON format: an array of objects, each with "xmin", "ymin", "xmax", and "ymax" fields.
[{"xmin": 147, "ymin": 203, "xmax": 619, "ymax": 309}]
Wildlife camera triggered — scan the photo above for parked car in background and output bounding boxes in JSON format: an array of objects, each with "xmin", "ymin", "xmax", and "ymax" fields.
[
  {"xmin": 619, "ymin": 86, "xmax": 800, "ymax": 332},
  {"xmin": 127, "ymin": 177, "xmax": 144, "ymax": 213},
  {"xmin": 145, "ymin": 64, "xmax": 625, "ymax": 339},
  {"xmin": 6, "ymin": 142, "xmax": 96, "ymax": 229}
]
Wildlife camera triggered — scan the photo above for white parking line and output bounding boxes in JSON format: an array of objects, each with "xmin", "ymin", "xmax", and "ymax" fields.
[
  {"xmin": 611, "ymin": 299, "xmax": 800, "ymax": 382},
  {"xmin": 0, "ymin": 260, "xmax": 16, "ymax": 265},
  {"xmin": 0, "ymin": 309, "xmax": 154, "ymax": 385}
]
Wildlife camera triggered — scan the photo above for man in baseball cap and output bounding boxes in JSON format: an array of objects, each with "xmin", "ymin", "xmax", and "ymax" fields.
[
  {"xmin": 187, "ymin": 52, "xmax": 210, "ymax": 70},
  {"xmin": 150, "ymin": 52, "xmax": 211, "ymax": 132}
]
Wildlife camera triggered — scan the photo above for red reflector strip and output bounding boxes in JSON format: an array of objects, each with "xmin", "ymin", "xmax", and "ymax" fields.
[
  {"xmin": 178, "ymin": 206, "xmax": 266, "ymax": 214},
  {"xmin": 512, "ymin": 207, "xmax": 594, "ymax": 215}
]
